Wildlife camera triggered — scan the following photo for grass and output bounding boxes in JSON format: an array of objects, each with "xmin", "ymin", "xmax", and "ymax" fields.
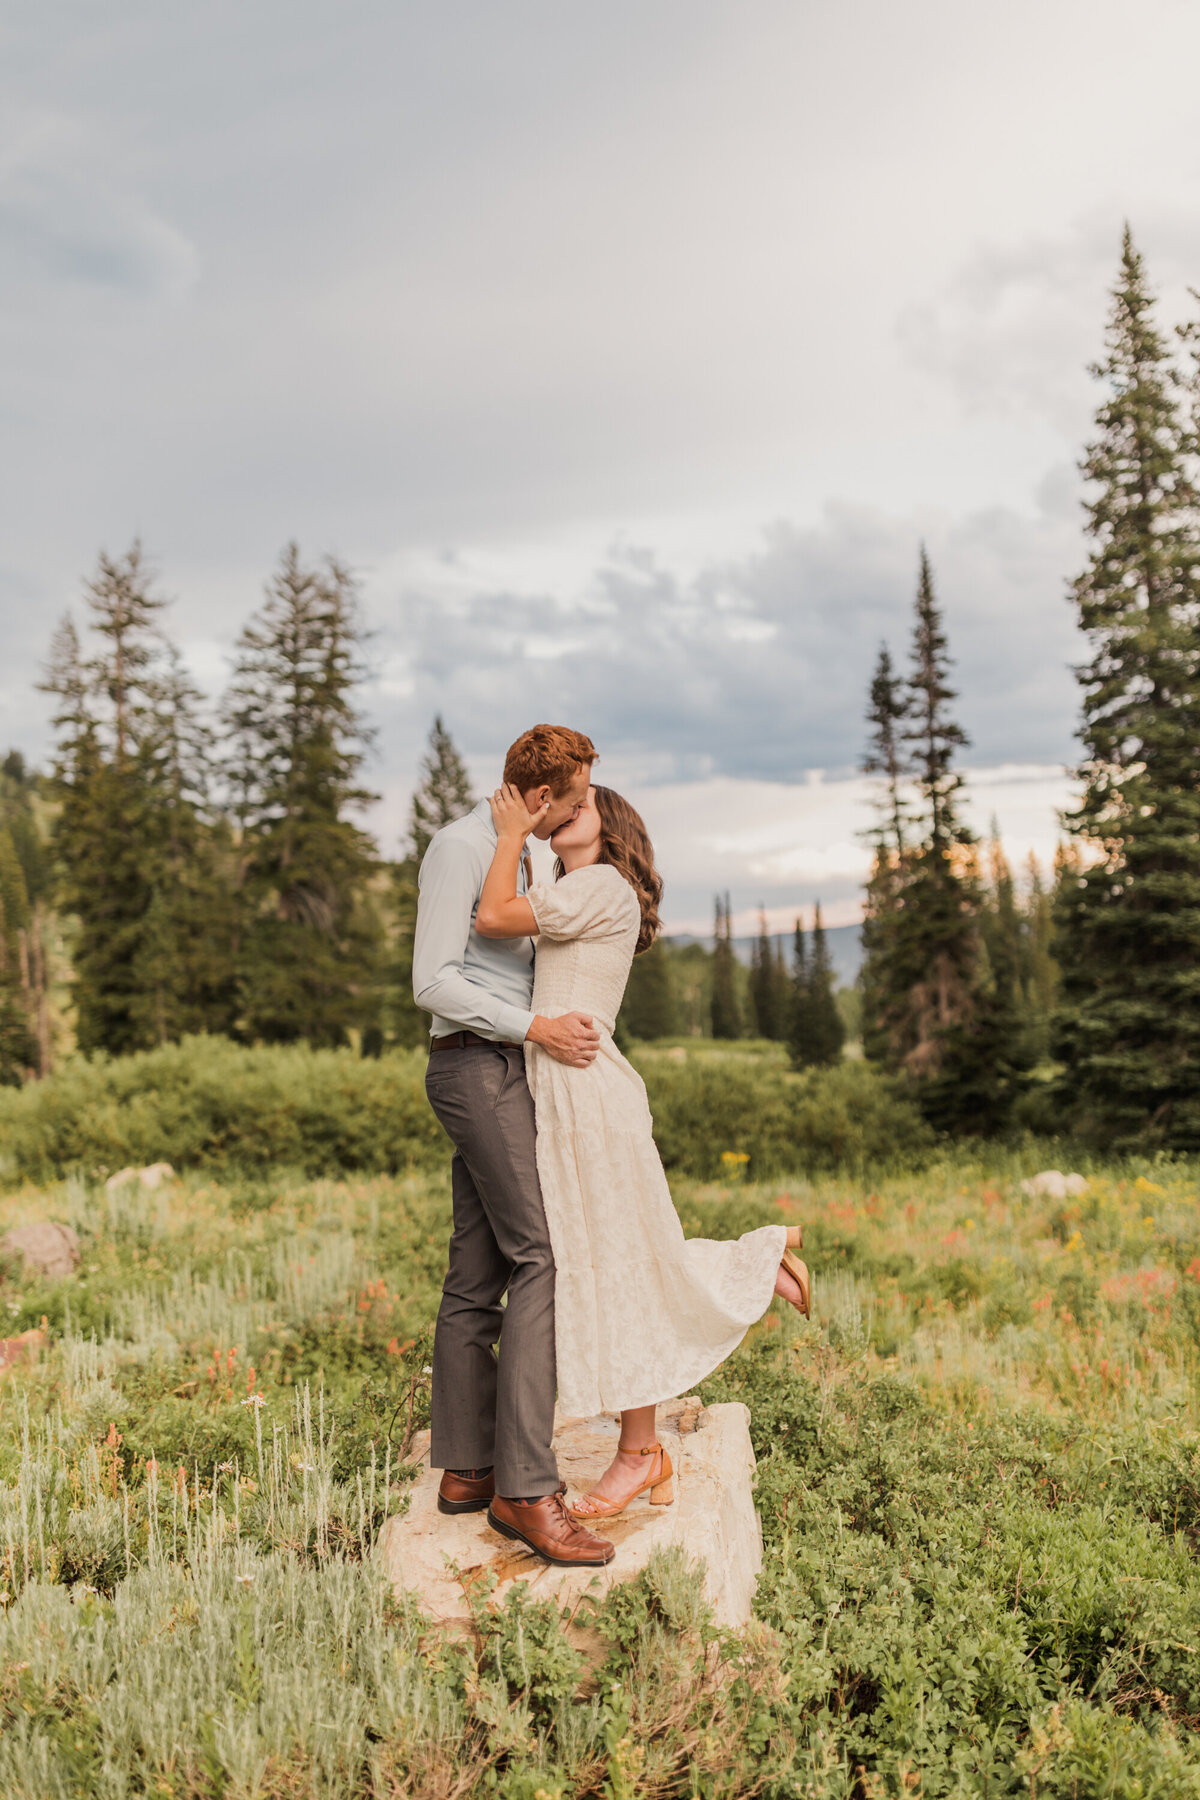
[{"xmin": 3, "ymin": 1151, "xmax": 1200, "ymax": 1794}]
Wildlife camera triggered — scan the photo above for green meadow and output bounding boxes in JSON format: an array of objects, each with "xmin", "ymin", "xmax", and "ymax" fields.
[{"xmin": 2, "ymin": 1049, "xmax": 1200, "ymax": 1795}]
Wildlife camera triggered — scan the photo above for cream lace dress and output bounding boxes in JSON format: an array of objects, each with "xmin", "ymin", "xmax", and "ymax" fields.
[{"xmin": 525, "ymin": 862, "xmax": 787, "ymax": 1417}]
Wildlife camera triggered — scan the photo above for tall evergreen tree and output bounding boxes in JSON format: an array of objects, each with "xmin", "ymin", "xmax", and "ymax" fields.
[
  {"xmin": 860, "ymin": 550, "xmax": 978, "ymax": 1082},
  {"xmin": 787, "ymin": 917, "xmax": 811, "ymax": 1067},
  {"xmin": 710, "ymin": 893, "xmax": 740, "ymax": 1039},
  {"xmin": 40, "ymin": 547, "xmax": 216, "ymax": 1055},
  {"xmin": 749, "ymin": 908, "xmax": 787, "ymax": 1039},
  {"xmin": 1053, "ymin": 228, "xmax": 1200, "ymax": 1146},
  {"xmin": 981, "ymin": 825, "xmax": 1024, "ymax": 1019},
  {"xmin": 863, "ymin": 642, "xmax": 911, "ymax": 855},
  {"xmin": 859, "ymin": 551, "xmax": 1026, "ymax": 1129},
  {"xmin": 789, "ymin": 907, "xmax": 845, "ymax": 1069},
  {"xmin": 389, "ymin": 717, "xmax": 478, "ymax": 1049},
  {"xmin": 858, "ymin": 639, "xmax": 912, "ymax": 1066},
  {"xmin": 223, "ymin": 544, "xmax": 380, "ymax": 1046},
  {"xmin": 807, "ymin": 904, "xmax": 846, "ymax": 1066},
  {"xmin": 409, "ymin": 717, "xmax": 475, "ymax": 864}
]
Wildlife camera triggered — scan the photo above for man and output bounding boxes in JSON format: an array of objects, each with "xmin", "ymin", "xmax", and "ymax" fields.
[{"xmin": 412, "ymin": 723, "xmax": 616, "ymax": 1568}]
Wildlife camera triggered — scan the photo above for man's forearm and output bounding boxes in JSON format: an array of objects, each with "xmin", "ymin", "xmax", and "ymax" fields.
[{"xmin": 415, "ymin": 967, "xmax": 535, "ymax": 1042}]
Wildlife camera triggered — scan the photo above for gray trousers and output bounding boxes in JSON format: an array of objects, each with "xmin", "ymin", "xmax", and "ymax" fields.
[{"xmin": 424, "ymin": 1043, "xmax": 559, "ymax": 1497}]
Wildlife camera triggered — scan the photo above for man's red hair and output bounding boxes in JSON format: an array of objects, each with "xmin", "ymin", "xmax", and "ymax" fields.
[{"xmin": 503, "ymin": 725, "xmax": 597, "ymax": 795}]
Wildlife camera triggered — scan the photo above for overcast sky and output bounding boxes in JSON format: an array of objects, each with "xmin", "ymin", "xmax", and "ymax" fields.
[{"xmin": 6, "ymin": 0, "xmax": 1200, "ymax": 930}]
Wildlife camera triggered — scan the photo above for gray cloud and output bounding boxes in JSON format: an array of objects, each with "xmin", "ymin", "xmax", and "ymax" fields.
[
  {"xmin": 897, "ymin": 211, "xmax": 1200, "ymax": 436},
  {"xmin": 373, "ymin": 490, "xmax": 1084, "ymax": 810}
]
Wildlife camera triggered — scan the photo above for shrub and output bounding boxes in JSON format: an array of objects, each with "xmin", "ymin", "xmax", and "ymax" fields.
[
  {"xmin": 0, "ymin": 1035, "xmax": 934, "ymax": 1182},
  {"xmin": 0, "ymin": 1036, "xmax": 445, "ymax": 1181},
  {"xmin": 632, "ymin": 1052, "xmax": 934, "ymax": 1179}
]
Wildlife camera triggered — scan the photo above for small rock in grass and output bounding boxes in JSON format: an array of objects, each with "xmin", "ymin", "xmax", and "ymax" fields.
[
  {"xmin": 1020, "ymin": 1170, "xmax": 1089, "ymax": 1200},
  {"xmin": 105, "ymin": 1162, "xmax": 176, "ymax": 1196},
  {"xmin": 0, "ymin": 1221, "xmax": 81, "ymax": 1279}
]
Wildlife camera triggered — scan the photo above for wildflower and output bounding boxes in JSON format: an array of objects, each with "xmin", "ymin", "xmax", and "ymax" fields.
[
  {"xmin": 217, "ymin": 1461, "xmax": 236, "ymax": 1473},
  {"xmin": 422, "ymin": 1365, "xmax": 432, "ymax": 1375},
  {"xmin": 145, "ymin": 1458, "xmax": 158, "ymax": 1478},
  {"xmin": 241, "ymin": 1393, "xmax": 266, "ymax": 1409},
  {"xmin": 234, "ymin": 1572, "xmax": 255, "ymax": 1587}
]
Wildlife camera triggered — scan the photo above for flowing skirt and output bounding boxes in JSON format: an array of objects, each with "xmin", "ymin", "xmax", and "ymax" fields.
[{"xmin": 526, "ymin": 1031, "xmax": 787, "ymax": 1417}]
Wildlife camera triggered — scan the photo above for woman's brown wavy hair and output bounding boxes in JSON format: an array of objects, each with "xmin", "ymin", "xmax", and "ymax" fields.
[{"xmin": 555, "ymin": 784, "xmax": 663, "ymax": 954}]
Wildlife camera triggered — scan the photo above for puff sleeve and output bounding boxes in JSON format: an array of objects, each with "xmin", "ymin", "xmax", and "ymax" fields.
[{"xmin": 527, "ymin": 865, "xmax": 638, "ymax": 942}]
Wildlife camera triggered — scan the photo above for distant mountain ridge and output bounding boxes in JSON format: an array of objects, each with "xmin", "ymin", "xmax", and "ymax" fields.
[{"xmin": 669, "ymin": 923, "xmax": 863, "ymax": 986}]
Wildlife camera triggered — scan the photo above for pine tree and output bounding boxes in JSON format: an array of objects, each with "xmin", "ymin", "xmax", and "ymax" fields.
[
  {"xmin": 710, "ymin": 894, "xmax": 740, "ymax": 1039},
  {"xmin": 807, "ymin": 904, "xmax": 846, "ymax": 1066},
  {"xmin": 223, "ymin": 544, "xmax": 380, "ymax": 1046},
  {"xmin": 860, "ymin": 550, "xmax": 977, "ymax": 1081},
  {"xmin": 1005, "ymin": 852, "xmax": 1054, "ymax": 1063},
  {"xmin": 859, "ymin": 551, "xmax": 1026, "ymax": 1129},
  {"xmin": 981, "ymin": 824, "xmax": 1024, "ymax": 1019},
  {"xmin": 864, "ymin": 643, "xmax": 911, "ymax": 855},
  {"xmin": 749, "ymin": 909, "xmax": 787, "ymax": 1039},
  {"xmin": 388, "ymin": 717, "xmax": 478, "ymax": 1049},
  {"xmin": 40, "ymin": 548, "xmax": 188, "ymax": 1055},
  {"xmin": 906, "ymin": 548, "xmax": 970, "ymax": 853},
  {"xmin": 858, "ymin": 639, "xmax": 912, "ymax": 1067},
  {"xmin": 409, "ymin": 717, "xmax": 475, "ymax": 863},
  {"xmin": 41, "ymin": 552, "xmax": 241, "ymax": 1055},
  {"xmin": 1052, "ymin": 228, "xmax": 1200, "ymax": 1146},
  {"xmin": 787, "ymin": 918, "xmax": 813, "ymax": 1067},
  {"xmin": 789, "ymin": 907, "xmax": 844, "ymax": 1069}
]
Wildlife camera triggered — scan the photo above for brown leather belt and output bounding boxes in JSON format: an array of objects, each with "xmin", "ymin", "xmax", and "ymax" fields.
[{"xmin": 430, "ymin": 1030, "xmax": 524, "ymax": 1052}]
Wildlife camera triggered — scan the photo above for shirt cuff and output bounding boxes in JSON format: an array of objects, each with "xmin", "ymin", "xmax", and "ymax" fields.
[{"xmin": 496, "ymin": 1002, "xmax": 537, "ymax": 1043}]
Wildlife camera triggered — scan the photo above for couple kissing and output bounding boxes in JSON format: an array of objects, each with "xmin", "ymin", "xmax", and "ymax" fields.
[{"xmin": 412, "ymin": 723, "xmax": 811, "ymax": 1570}]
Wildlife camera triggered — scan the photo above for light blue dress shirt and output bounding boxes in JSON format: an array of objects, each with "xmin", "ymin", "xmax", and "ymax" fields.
[{"xmin": 412, "ymin": 798, "xmax": 537, "ymax": 1043}]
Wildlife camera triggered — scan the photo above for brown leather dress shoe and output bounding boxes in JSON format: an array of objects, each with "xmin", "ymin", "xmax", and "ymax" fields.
[
  {"xmin": 488, "ymin": 1492, "xmax": 615, "ymax": 1567},
  {"xmin": 437, "ymin": 1468, "xmax": 495, "ymax": 1514}
]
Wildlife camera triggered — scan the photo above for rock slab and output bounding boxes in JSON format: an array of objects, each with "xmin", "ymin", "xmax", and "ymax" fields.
[
  {"xmin": 380, "ymin": 1397, "xmax": 763, "ymax": 1634},
  {"xmin": 0, "ymin": 1221, "xmax": 81, "ymax": 1279}
]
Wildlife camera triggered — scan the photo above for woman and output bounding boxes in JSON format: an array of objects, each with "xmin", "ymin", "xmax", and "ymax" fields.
[{"xmin": 475, "ymin": 781, "xmax": 810, "ymax": 1523}]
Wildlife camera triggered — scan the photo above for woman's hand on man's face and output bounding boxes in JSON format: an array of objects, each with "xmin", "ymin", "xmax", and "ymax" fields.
[{"xmin": 490, "ymin": 782, "xmax": 548, "ymax": 841}]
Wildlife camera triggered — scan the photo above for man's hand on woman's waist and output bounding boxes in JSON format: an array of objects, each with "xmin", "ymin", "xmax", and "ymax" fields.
[{"xmin": 526, "ymin": 1013, "xmax": 600, "ymax": 1068}]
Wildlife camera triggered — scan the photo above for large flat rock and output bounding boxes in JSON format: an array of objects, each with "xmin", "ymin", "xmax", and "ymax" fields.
[{"xmin": 380, "ymin": 1397, "xmax": 763, "ymax": 1633}]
